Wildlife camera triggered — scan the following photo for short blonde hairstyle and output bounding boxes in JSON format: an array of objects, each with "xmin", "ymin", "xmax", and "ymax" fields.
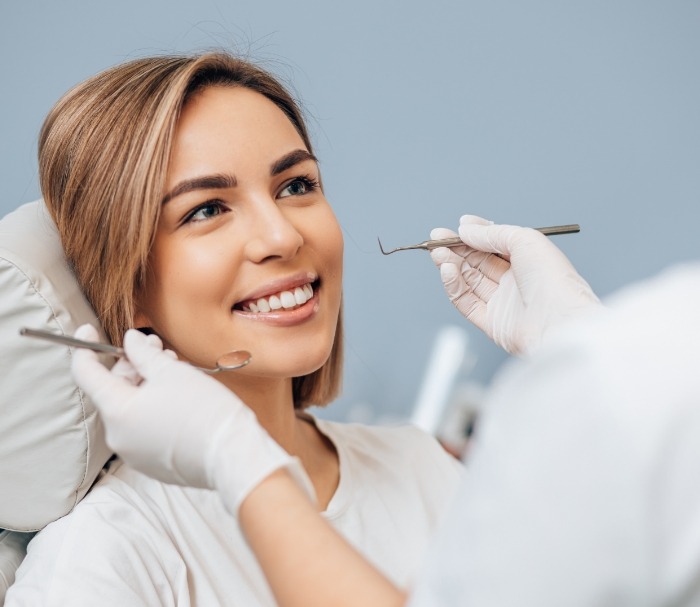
[{"xmin": 39, "ymin": 52, "xmax": 343, "ymax": 408}]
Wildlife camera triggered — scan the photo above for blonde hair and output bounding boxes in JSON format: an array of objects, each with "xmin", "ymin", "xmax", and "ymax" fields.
[{"xmin": 39, "ymin": 52, "xmax": 343, "ymax": 408}]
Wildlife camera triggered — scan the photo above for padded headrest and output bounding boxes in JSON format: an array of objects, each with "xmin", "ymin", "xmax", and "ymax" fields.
[{"xmin": 0, "ymin": 200, "xmax": 112, "ymax": 531}]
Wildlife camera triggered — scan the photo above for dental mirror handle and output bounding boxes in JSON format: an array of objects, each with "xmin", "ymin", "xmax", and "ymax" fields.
[
  {"xmin": 20, "ymin": 327, "xmax": 125, "ymax": 356},
  {"xmin": 19, "ymin": 327, "xmax": 251, "ymax": 373}
]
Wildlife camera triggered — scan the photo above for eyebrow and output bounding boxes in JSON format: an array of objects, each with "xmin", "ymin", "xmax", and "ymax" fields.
[
  {"xmin": 161, "ymin": 174, "xmax": 237, "ymax": 205},
  {"xmin": 161, "ymin": 149, "xmax": 318, "ymax": 205},
  {"xmin": 270, "ymin": 149, "xmax": 318, "ymax": 176}
]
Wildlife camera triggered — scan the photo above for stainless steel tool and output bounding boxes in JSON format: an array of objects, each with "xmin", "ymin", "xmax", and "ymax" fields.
[
  {"xmin": 378, "ymin": 223, "xmax": 580, "ymax": 255},
  {"xmin": 19, "ymin": 327, "xmax": 251, "ymax": 373}
]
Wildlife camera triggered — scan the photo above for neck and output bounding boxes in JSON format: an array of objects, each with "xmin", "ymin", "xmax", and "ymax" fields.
[
  {"xmin": 216, "ymin": 374, "xmax": 298, "ymax": 450},
  {"xmin": 215, "ymin": 372, "xmax": 339, "ymax": 510}
]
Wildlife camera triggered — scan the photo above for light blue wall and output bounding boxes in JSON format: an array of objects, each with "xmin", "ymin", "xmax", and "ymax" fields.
[{"xmin": 2, "ymin": 1, "xmax": 699, "ymax": 422}]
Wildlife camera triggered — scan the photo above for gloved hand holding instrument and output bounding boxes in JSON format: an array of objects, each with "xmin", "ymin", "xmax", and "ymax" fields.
[{"xmin": 426, "ymin": 215, "xmax": 601, "ymax": 355}]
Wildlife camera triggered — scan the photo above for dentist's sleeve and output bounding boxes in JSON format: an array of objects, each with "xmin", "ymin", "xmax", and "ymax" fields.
[{"xmin": 409, "ymin": 263, "xmax": 700, "ymax": 607}]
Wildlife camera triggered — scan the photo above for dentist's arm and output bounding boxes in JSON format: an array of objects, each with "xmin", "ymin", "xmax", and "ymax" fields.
[
  {"xmin": 431, "ymin": 215, "xmax": 601, "ymax": 355},
  {"xmin": 239, "ymin": 469, "xmax": 406, "ymax": 607}
]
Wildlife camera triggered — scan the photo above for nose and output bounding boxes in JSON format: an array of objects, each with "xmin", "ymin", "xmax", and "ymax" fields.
[{"xmin": 243, "ymin": 200, "xmax": 304, "ymax": 263}]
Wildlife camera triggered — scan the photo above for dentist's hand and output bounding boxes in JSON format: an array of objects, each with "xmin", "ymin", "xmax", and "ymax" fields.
[
  {"xmin": 71, "ymin": 325, "xmax": 314, "ymax": 514},
  {"xmin": 430, "ymin": 215, "xmax": 601, "ymax": 356}
]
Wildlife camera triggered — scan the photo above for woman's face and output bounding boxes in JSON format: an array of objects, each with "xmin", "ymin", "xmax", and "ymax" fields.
[{"xmin": 135, "ymin": 86, "xmax": 343, "ymax": 382}]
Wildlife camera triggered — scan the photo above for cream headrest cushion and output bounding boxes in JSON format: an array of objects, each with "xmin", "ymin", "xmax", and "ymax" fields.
[{"xmin": 0, "ymin": 200, "xmax": 112, "ymax": 531}]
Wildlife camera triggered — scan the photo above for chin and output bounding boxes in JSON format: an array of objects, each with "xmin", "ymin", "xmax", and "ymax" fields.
[{"xmin": 254, "ymin": 341, "xmax": 334, "ymax": 379}]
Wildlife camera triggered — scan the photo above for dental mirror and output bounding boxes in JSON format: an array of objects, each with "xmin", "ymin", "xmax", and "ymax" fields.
[
  {"xmin": 19, "ymin": 327, "xmax": 252, "ymax": 374},
  {"xmin": 212, "ymin": 350, "xmax": 253, "ymax": 372}
]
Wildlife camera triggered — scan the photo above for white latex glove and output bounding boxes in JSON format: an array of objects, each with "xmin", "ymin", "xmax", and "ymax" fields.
[
  {"xmin": 430, "ymin": 215, "xmax": 601, "ymax": 356},
  {"xmin": 71, "ymin": 324, "xmax": 315, "ymax": 514}
]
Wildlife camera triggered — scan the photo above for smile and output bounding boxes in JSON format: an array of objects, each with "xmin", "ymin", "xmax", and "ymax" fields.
[{"xmin": 235, "ymin": 281, "xmax": 316, "ymax": 313}]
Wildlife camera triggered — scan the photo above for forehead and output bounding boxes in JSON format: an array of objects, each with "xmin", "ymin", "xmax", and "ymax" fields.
[
  {"xmin": 175, "ymin": 85, "xmax": 303, "ymax": 149},
  {"xmin": 166, "ymin": 86, "xmax": 308, "ymax": 187}
]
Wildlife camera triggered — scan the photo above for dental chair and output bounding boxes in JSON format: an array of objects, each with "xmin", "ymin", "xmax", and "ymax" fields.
[{"xmin": 0, "ymin": 200, "xmax": 113, "ymax": 604}]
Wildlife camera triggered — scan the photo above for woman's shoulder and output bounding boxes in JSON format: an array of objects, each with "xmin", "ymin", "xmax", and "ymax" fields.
[
  {"xmin": 63, "ymin": 458, "xmax": 181, "ymax": 524},
  {"xmin": 6, "ymin": 461, "xmax": 191, "ymax": 605},
  {"xmin": 20, "ymin": 477, "xmax": 177, "ymax": 562}
]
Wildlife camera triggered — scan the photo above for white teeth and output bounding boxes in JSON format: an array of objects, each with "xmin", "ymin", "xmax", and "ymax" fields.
[
  {"xmin": 241, "ymin": 282, "xmax": 316, "ymax": 313},
  {"xmin": 268, "ymin": 295, "xmax": 282, "ymax": 310},
  {"xmin": 280, "ymin": 291, "xmax": 296, "ymax": 309},
  {"xmin": 294, "ymin": 287, "xmax": 308, "ymax": 305}
]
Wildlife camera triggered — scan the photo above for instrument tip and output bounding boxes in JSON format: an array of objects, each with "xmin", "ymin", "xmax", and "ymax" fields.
[{"xmin": 377, "ymin": 238, "xmax": 391, "ymax": 255}]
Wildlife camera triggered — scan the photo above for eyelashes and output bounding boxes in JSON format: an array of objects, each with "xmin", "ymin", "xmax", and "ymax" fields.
[
  {"xmin": 181, "ymin": 200, "xmax": 228, "ymax": 225},
  {"xmin": 279, "ymin": 174, "xmax": 321, "ymax": 198},
  {"xmin": 179, "ymin": 174, "xmax": 321, "ymax": 226}
]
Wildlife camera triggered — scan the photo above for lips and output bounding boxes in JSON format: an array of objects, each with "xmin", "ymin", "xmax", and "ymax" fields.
[{"xmin": 232, "ymin": 274, "xmax": 319, "ymax": 315}]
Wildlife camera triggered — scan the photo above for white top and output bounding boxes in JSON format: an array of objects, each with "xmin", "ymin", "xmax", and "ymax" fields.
[
  {"xmin": 410, "ymin": 262, "xmax": 700, "ymax": 606},
  {"xmin": 7, "ymin": 418, "xmax": 463, "ymax": 606}
]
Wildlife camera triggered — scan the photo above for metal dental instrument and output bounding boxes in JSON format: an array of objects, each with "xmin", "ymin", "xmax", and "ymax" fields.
[
  {"xmin": 378, "ymin": 223, "xmax": 580, "ymax": 255},
  {"xmin": 19, "ymin": 327, "xmax": 252, "ymax": 373}
]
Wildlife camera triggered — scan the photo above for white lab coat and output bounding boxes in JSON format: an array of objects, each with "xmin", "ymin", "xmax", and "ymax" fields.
[{"xmin": 410, "ymin": 262, "xmax": 700, "ymax": 606}]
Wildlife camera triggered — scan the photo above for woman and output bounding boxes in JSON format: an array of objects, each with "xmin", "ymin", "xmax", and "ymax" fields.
[{"xmin": 6, "ymin": 53, "xmax": 463, "ymax": 605}]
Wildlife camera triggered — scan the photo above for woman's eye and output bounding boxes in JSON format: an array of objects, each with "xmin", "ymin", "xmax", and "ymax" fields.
[
  {"xmin": 279, "ymin": 177, "xmax": 319, "ymax": 199},
  {"xmin": 183, "ymin": 201, "xmax": 226, "ymax": 224}
]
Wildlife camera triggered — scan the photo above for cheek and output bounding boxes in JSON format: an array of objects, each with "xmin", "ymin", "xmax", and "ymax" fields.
[
  {"xmin": 140, "ymin": 240, "xmax": 234, "ymax": 327},
  {"xmin": 311, "ymin": 209, "xmax": 344, "ymax": 276}
]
